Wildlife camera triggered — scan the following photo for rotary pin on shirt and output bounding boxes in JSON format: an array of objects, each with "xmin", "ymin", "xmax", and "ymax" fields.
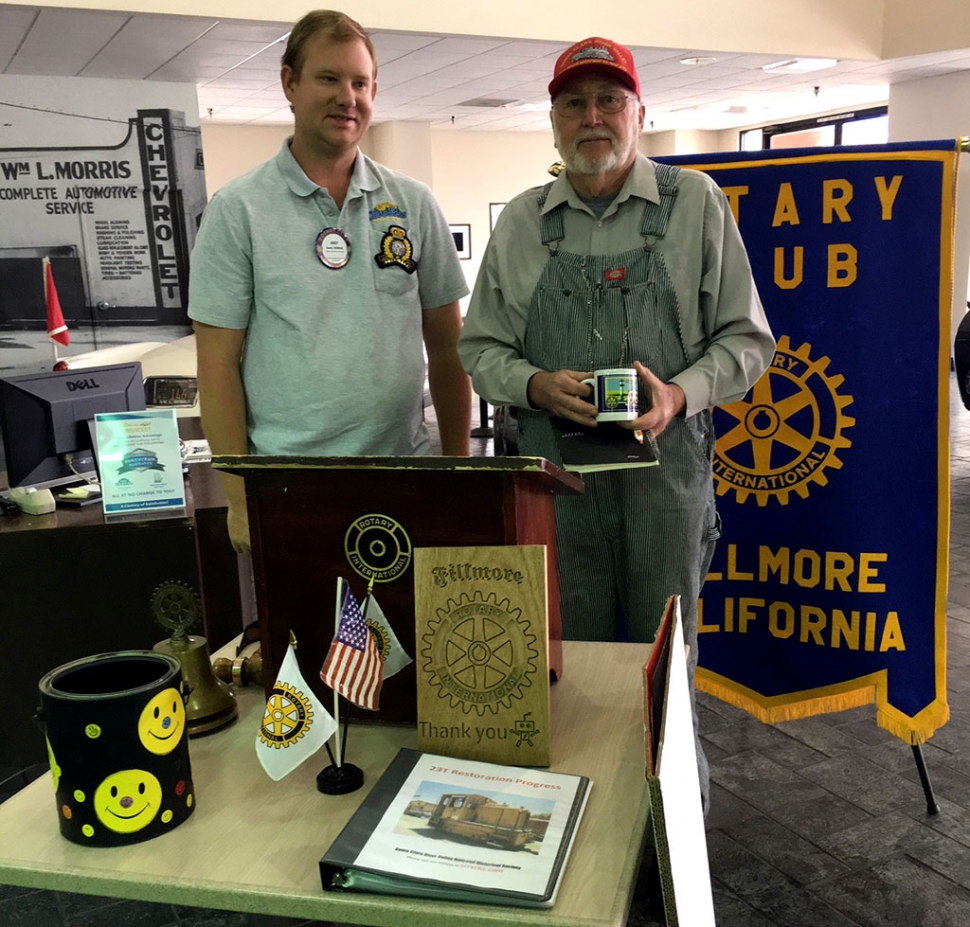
[{"xmin": 316, "ymin": 227, "xmax": 351, "ymax": 268}]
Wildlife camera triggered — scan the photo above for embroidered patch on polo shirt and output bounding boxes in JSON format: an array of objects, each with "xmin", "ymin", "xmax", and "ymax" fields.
[
  {"xmin": 375, "ymin": 225, "xmax": 418, "ymax": 274},
  {"xmin": 369, "ymin": 201, "xmax": 408, "ymax": 222}
]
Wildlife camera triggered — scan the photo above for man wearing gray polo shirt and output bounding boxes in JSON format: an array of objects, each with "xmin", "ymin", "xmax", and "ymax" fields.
[{"xmin": 189, "ymin": 10, "xmax": 471, "ymax": 553}]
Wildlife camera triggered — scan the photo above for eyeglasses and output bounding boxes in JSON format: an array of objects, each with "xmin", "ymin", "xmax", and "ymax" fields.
[{"xmin": 552, "ymin": 91, "xmax": 635, "ymax": 118}]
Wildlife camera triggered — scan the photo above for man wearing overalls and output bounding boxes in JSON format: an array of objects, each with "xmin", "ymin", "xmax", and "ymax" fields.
[{"xmin": 458, "ymin": 36, "xmax": 775, "ymax": 811}]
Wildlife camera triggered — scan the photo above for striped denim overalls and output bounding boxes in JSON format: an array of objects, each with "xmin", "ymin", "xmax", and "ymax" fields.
[{"xmin": 516, "ymin": 165, "xmax": 717, "ymax": 803}]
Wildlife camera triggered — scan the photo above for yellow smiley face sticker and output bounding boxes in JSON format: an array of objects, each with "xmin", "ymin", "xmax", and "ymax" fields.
[
  {"xmin": 137, "ymin": 688, "xmax": 185, "ymax": 755},
  {"xmin": 46, "ymin": 738, "xmax": 62, "ymax": 791},
  {"xmin": 94, "ymin": 770, "xmax": 162, "ymax": 834}
]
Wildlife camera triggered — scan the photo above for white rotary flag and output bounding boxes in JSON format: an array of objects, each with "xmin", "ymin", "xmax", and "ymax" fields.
[{"xmin": 256, "ymin": 643, "xmax": 336, "ymax": 781}]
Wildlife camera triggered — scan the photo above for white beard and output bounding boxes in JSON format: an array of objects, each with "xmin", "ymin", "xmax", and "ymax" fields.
[{"xmin": 553, "ymin": 108, "xmax": 640, "ymax": 176}]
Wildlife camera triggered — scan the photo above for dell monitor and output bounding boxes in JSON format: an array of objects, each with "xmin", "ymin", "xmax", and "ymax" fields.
[{"xmin": 0, "ymin": 363, "xmax": 146, "ymax": 490}]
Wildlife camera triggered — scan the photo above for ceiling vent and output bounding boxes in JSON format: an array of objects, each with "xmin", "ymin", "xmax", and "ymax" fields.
[{"xmin": 458, "ymin": 97, "xmax": 521, "ymax": 108}]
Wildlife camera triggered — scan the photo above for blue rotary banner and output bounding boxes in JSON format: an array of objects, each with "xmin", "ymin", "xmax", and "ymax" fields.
[{"xmin": 657, "ymin": 141, "xmax": 956, "ymax": 744}]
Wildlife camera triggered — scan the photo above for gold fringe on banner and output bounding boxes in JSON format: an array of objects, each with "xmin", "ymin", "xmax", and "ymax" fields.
[
  {"xmin": 697, "ymin": 669, "xmax": 950, "ymax": 744},
  {"xmin": 696, "ymin": 670, "xmax": 873, "ymax": 724},
  {"xmin": 876, "ymin": 700, "xmax": 951, "ymax": 745},
  {"xmin": 959, "ymin": 136, "xmax": 970, "ymax": 153}
]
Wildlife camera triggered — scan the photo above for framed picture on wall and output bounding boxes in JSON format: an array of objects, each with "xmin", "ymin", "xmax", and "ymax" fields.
[
  {"xmin": 449, "ymin": 224, "xmax": 471, "ymax": 260},
  {"xmin": 489, "ymin": 202, "xmax": 506, "ymax": 232}
]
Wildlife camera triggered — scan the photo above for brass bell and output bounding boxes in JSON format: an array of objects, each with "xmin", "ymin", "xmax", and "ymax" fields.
[
  {"xmin": 149, "ymin": 580, "xmax": 236, "ymax": 736},
  {"xmin": 154, "ymin": 635, "xmax": 237, "ymax": 736}
]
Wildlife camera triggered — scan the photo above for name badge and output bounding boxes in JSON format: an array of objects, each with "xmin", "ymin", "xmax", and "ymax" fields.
[{"xmin": 316, "ymin": 228, "xmax": 351, "ymax": 269}]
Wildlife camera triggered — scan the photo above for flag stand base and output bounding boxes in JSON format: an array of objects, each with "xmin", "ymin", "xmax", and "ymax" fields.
[{"xmin": 317, "ymin": 762, "xmax": 364, "ymax": 795}]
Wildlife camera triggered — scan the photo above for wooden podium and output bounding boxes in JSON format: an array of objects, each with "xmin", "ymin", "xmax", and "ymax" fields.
[{"xmin": 213, "ymin": 455, "xmax": 583, "ymax": 722}]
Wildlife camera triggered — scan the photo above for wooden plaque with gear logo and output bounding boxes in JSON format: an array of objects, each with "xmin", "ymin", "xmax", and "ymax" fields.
[{"xmin": 414, "ymin": 545, "xmax": 550, "ymax": 766}]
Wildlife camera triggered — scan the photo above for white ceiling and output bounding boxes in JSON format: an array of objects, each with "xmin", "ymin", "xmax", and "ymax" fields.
[{"xmin": 2, "ymin": 4, "xmax": 970, "ymax": 134}]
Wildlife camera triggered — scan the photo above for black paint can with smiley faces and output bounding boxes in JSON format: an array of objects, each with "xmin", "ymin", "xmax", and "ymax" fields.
[{"xmin": 37, "ymin": 650, "xmax": 196, "ymax": 846}]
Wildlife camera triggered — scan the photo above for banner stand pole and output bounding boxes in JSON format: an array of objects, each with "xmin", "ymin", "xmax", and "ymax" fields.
[
  {"xmin": 470, "ymin": 397, "xmax": 493, "ymax": 438},
  {"xmin": 911, "ymin": 745, "xmax": 940, "ymax": 816}
]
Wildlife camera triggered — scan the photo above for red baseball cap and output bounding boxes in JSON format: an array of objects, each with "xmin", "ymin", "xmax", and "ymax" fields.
[{"xmin": 548, "ymin": 37, "xmax": 641, "ymax": 99}]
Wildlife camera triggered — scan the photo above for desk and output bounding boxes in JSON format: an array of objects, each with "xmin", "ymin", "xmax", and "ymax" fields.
[
  {"xmin": 0, "ymin": 435, "xmax": 241, "ymax": 770},
  {"xmin": 0, "ymin": 641, "xmax": 651, "ymax": 927}
]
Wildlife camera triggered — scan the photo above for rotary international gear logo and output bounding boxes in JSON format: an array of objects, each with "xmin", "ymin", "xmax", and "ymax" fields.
[
  {"xmin": 421, "ymin": 591, "xmax": 539, "ymax": 716},
  {"xmin": 344, "ymin": 513, "xmax": 412, "ymax": 583},
  {"xmin": 713, "ymin": 335, "xmax": 855, "ymax": 506},
  {"xmin": 367, "ymin": 619, "xmax": 392, "ymax": 661},
  {"xmin": 258, "ymin": 682, "xmax": 314, "ymax": 748},
  {"xmin": 151, "ymin": 580, "xmax": 201, "ymax": 636}
]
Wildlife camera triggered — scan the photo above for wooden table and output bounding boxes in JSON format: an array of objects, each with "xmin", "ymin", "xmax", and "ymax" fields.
[{"xmin": 0, "ymin": 641, "xmax": 652, "ymax": 927}]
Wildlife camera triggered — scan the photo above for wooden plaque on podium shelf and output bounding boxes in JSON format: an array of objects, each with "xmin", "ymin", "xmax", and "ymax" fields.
[
  {"xmin": 213, "ymin": 455, "xmax": 583, "ymax": 723},
  {"xmin": 414, "ymin": 545, "xmax": 551, "ymax": 766}
]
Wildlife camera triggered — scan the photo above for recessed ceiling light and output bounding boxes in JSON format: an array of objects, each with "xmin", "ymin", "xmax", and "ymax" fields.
[
  {"xmin": 762, "ymin": 57, "xmax": 837, "ymax": 73},
  {"xmin": 680, "ymin": 56, "xmax": 717, "ymax": 66}
]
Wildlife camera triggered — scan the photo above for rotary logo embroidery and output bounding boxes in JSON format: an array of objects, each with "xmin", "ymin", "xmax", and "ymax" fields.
[{"xmin": 374, "ymin": 225, "xmax": 417, "ymax": 274}]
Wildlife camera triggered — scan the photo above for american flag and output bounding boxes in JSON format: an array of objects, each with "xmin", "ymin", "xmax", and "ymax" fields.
[{"xmin": 320, "ymin": 581, "xmax": 384, "ymax": 710}]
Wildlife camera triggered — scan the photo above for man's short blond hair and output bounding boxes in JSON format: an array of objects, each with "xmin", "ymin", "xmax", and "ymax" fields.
[{"xmin": 282, "ymin": 10, "xmax": 377, "ymax": 77}]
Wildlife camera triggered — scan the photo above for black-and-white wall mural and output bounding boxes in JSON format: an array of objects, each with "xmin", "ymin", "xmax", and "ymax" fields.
[{"xmin": 0, "ymin": 75, "xmax": 205, "ymax": 329}]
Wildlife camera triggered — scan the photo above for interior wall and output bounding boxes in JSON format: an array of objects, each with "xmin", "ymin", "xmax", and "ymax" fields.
[
  {"xmin": 199, "ymin": 121, "xmax": 432, "ymax": 196},
  {"xmin": 366, "ymin": 121, "xmax": 434, "ymax": 188},
  {"xmin": 716, "ymin": 128, "xmax": 742, "ymax": 151},
  {"xmin": 888, "ymin": 72, "xmax": 970, "ymax": 344},
  {"xmin": 642, "ymin": 130, "xmax": 728, "ymax": 157},
  {"xmin": 428, "ymin": 129, "xmax": 560, "ymax": 305},
  {"xmin": 199, "ymin": 123, "xmax": 291, "ymax": 196},
  {"xmin": 883, "ymin": 0, "xmax": 970, "ymax": 57}
]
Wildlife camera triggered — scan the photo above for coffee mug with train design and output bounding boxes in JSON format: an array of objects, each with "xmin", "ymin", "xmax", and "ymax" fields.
[{"xmin": 581, "ymin": 368, "xmax": 639, "ymax": 421}]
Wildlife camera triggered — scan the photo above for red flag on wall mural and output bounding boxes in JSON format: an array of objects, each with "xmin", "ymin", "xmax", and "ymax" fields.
[{"xmin": 44, "ymin": 257, "xmax": 70, "ymax": 347}]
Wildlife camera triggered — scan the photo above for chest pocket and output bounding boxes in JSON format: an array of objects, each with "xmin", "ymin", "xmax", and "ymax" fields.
[
  {"xmin": 371, "ymin": 224, "xmax": 421, "ymax": 298},
  {"xmin": 528, "ymin": 259, "xmax": 663, "ymax": 371},
  {"xmin": 530, "ymin": 284, "xmax": 593, "ymax": 370},
  {"xmin": 596, "ymin": 281, "xmax": 662, "ymax": 370},
  {"xmin": 593, "ymin": 281, "xmax": 663, "ymax": 369}
]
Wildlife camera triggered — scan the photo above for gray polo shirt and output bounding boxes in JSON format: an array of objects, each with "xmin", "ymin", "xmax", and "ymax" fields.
[
  {"xmin": 189, "ymin": 141, "xmax": 468, "ymax": 456},
  {"xmin": 458, "ymin": 155, "xmax": 774, "ymax": 418}
]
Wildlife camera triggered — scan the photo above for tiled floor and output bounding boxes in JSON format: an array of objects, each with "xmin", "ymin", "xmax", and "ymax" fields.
[{"xmin": 2, "ymin": 330, "xmax": 970, "ymax": 925}]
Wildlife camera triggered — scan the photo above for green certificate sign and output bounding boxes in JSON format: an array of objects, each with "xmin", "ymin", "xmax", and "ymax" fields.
[{"xmin": 94, "ymin": 409, "xmax": 185, "ymax": 515}]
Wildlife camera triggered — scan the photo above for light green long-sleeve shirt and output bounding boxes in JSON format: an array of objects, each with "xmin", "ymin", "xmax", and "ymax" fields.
[{"xmin": 458, "ymin": 155, "xmax": 775, "ymax": 418}]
